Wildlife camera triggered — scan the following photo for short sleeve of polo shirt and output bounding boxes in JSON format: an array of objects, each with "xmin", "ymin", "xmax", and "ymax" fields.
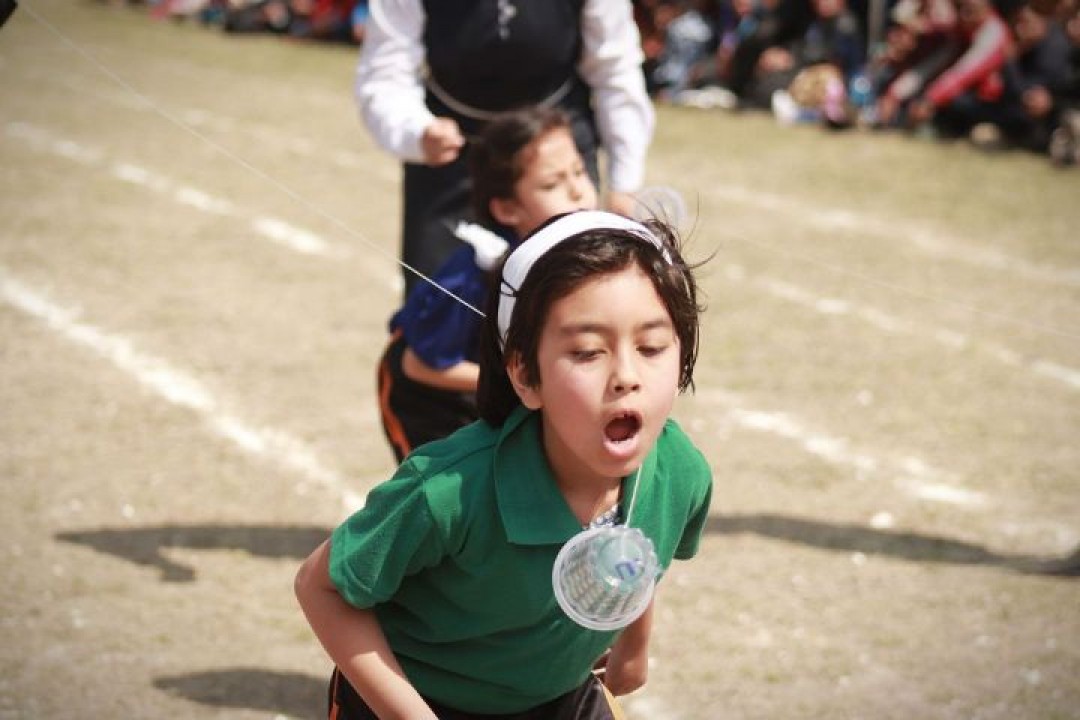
[
  {"xmin": 389, "ymin": 246, "xmax": 488, "ymax": 370},
  {"xmin": 665, "ymin": 421, "xmax": 713, "ymax": 561},
  {"xmin": 328, "ymin": 465, "xmax": 448, "ymax": 608},
  {"xmin": 675, "ymin": 470, "xmax": 712, "ymax": 560}
]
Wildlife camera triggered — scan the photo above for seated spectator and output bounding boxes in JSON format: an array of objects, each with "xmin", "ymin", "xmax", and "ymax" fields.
[
  {"xmin": 636, "ymin": 0, "xmax": 681, "ymax": 95},
  {"xmin": 1048, "ymin": 0, "xmax": 1080, "ymax": 163},
  {"xmin": 768, "ymin": 0, "xmax": 868, "ymax": 124},
  {"xmin": 906, "ymin": 0, "xmax": 1013, "ymax": 138},
  {"xmin": 221, "ymin": 0, "xmax": 358, "ymax": 43},
  {"xmin": 714, "ymin": 0, "xmax": 759, "ymax": 82},
  {"xmin": 718, "ymin": 0, "xmax": 815, "ymax": 106},
  {"xmin": 991, "ymin": 2, "xmax": 1072, "ymax": 152},
  {"xmin": 740, "ymin": 0, "xmax": 865, "ymax": 122},
  {"xmin": 221, "ymin": 0, "xmax": 294, "ymax": 34},
  {"xmin": 350, "ymin": 0, "xmax": 368, "ymax": 45},
  {"xmin": 866, "ymin": 0, "xmax": 960, "ymax": 127},
  {"xmin": 650, "ymin": 0, "xmax": 721, "ymax": 101},
  {"xmin": 289, "ymin": 0, "xmax": 359, "ymax": 43}
]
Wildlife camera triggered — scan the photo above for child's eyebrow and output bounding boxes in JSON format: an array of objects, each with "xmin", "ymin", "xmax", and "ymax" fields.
[{"xmin": 556, "ymin": 317, "xmax": 674, "ymax": 336}]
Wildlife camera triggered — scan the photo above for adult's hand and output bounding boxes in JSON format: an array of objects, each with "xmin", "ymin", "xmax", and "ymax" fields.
[
  {"xmin": 907, "ymin": 98, "xmax": 935, "ymax": 125},
  {"xmin": 1023, "ymin": 86, "xmax": 1053, "ymax": 118},
  {"xmin": 421, "ymin": 117, "xmax": 465, "ymax": 166},
  {"xmin": 876, "ymin": 94, "xmax": 899, "ymax": 125}
]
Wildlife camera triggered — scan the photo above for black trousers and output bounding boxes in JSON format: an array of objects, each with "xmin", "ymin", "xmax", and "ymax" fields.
[
  {"xmin": 397, "ymin": 80, "xmax": 599, "ymax": 299},
  {"xmin": 328, "ymin": 667, "xmax": 624, "ymax": 720},
  {"xmin": 376, "ymin": 331, "xmax": 478, "ymax": 463}
]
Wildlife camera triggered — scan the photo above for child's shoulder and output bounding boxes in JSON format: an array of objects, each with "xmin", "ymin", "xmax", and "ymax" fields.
[
  {"xmin": 659, "ymin": 416, "xmax": 706, "ymax": 454},
  {"xmin": 398, "ymin": 420, "xmax": 502, "ymax": 505},
  {"xmin": 657, "ymin": 417, "xmax": 712, "ymax": 478}
]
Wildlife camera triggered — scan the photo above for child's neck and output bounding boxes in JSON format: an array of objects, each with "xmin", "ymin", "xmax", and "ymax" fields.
[
  {"xmin": 537, "ymin": 422, "xmax": 625, "ymax": 525},
  {"xmin": 557, "ymin": 476, "xmax": 623, "ymax": 527}
]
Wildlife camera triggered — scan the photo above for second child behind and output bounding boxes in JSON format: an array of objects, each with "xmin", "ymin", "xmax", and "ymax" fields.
[{"xmin": 378, "ymin": 107, "xmax": 599, "ymax": 462}]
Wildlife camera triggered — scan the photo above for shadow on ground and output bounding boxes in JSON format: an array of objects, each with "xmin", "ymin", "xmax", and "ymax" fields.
[
  {"xmin": 154, "ymin": 667, "xmax": 325, "ymax": 719},
  {"xmin": 56, "ymin": 524, "xmax": 329, "ymax": 582},
  {"xmin": 706, "ymin": 513, "xmax": 1080, "ymax": 577},
  {"xmin": 56, "ymin": 517, "xmax": 1079, "ymax": 583}
]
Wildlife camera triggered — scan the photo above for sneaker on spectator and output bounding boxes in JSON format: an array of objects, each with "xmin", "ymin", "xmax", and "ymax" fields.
[
  {"xmin": 771, "ymin": 90, "xmax": 820, "ymax": 125},
  {"xmin": 674, "ymin": 85, "xmax": 740, "ymax": 111},
  {"xmin": 1049, "ymin": 110, "xmax": 1080, "ymax": 167},
  {"xmin": 969, "ymin": 122, "xmax": 1004, "ymax": 152}
]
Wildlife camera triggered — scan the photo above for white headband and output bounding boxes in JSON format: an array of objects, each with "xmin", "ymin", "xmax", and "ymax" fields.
[{"xmin": 497, "ymin": 211, "xmax": 673, "ymax": 347}]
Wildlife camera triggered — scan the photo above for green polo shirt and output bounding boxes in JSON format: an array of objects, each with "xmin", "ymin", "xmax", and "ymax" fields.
[{"xmin": 329, "ymin": 405, "xmax": 712, "ymax": 713}]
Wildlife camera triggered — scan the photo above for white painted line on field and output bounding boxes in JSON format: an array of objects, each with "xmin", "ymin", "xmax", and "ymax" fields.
[
  {"xmin": 1031, "ymin": 359, "xmax": 1080, "ymax": 389},
  {"xmin": 4, "ymin": 120, "xmax": 377, "ymax": 264},
  {"xmin": 250, "ymin": 217, "xmax": 333, "ymax": 256},
  {"xmin": 0, "ymin": 272, "xmax": 366, "ymax": 514},
  {"xmin": 35, "ymin": 69, "xmax": 386, "ymax": 177},
  {"xmin": 726, "ymin": 264, "xmax": 1080, "ymax": 392},
  {"xmin": 10, "ymin": 62, "xmax": 409, "ymax": 277},
  {"xmin": 698, "ymin": 388, "xmax": 987, "ymax": 509},
  {"xmin": 109, "ymin": 158, "xmax": 337, "ymax": 257},
  {"xmin": 707, "ymin": 183, "xmax": 1080, "ymax": 287}
]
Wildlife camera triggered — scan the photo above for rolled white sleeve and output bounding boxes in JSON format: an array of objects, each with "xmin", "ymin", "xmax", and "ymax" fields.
[
  {"xmin": 353, "ymin": 0, "xmax": 433, "ymax": 162},
  {"xmin": 577, "ymin": 0, "xmax": 655, "ymax": 193}
]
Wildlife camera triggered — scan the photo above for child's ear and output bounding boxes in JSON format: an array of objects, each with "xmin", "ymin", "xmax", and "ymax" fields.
[
  {"xmin": 506, "ymin": 352, "xmax": 542, "ymax": 410},
  {"xmin": 489, "ymin": 197, "xmax": 520, "ymax": 228}
]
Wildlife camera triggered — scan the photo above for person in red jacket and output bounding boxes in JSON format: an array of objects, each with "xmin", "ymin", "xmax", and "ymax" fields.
[{"xmin": 907, "ymin": 0, "xmax": 1013, "ymax": 137}]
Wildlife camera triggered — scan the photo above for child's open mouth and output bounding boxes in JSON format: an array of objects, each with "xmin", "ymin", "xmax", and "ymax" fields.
[{"xmin": 605, "ymin": 412, "xmax": 642, "ymax": 443}]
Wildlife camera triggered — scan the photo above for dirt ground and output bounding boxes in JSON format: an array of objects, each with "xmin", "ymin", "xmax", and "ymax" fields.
[{"xmin": 2, "ymin": 2, "xmax": 1079, "ymax": 719}]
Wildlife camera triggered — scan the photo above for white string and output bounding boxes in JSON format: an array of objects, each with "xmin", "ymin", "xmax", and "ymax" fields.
[
  {"xmin": 18, "ymin": 1, "xmax": 485, "ymax": 318},
  {"xmin": 622, "ymin": 467, "xmax": 643, "ymax": 528}
]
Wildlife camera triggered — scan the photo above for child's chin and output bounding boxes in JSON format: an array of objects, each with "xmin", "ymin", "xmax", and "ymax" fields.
[{"xmin": 602, "ymin": 434, "xmax": 644, "ymax": 466}]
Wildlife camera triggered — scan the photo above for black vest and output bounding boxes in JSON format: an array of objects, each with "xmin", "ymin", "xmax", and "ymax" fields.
[{"xmin": 422, "ymin": 0, "xmax": 587, "ymax": 112}]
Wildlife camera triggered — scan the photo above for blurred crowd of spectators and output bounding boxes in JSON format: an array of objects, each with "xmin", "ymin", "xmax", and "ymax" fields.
[
  {"xmin": 146, "ymin": 0, "xmax": 367, "ymax": 45},
  {"xmin": 134, "ymin": 0, "xmax": 1077, "ymax": 166},
  {"xmin": 636, "ymin": 0, "xmax": 1080, "ymax": 165}
]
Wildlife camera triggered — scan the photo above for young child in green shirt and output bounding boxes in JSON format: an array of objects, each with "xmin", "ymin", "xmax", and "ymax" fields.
[{"xmin": 295, "ymin": 210, "xmax": 713, "ymax": 719}]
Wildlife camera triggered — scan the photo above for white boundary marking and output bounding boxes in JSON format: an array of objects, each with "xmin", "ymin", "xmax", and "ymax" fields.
[
  {"xmin": 706, "ymin": 184, "xmax": 1080, "ymax": 287},
  {"xmin": 724, "ymin": 264, "xmax": 1080, "ymax": 392},
  {"xmin": 697, "ymin": 388, "xmax": 988, "ymax": 508},
  {"xmin": 19, "ymin": 65, "xmax": 398, "ymax": 182},
  {"xmin": 0, "ymin": 272, "xmax": 366, "ymax": 514},
  {"xmin": 4, "ymin": 120, "xmax": 365, "ymax": 262}
]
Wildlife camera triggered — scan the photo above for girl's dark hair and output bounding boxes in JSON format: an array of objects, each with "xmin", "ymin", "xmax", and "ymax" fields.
[
  {"xmin": 467, "ymin": 106, "xmax": 574, "ymax": 227},
  {"xmin": 477, "ymin": 218, "xmax": 703, "ymax": 427}
]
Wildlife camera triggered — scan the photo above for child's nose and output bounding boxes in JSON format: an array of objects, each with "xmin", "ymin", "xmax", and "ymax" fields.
[{"xmin": 610, "ymin": 354, "xmax": 641, "ymax": 393}]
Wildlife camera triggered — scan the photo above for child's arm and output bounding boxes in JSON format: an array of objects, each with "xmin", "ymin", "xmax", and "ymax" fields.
[
  {"xmin": 295, "ymin": 539, "xmax": 439, "ymax": 720},
  {"xmin": 401, "ymin": 348, "xmax": 480, "ymax": 393},
  {"xmin": 600, "ymin": 600, "xmax": 654, "ymax": 695}
]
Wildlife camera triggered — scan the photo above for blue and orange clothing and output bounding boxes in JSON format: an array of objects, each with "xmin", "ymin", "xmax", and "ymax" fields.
[{"xmin": 377, "ymin": 234, "xmax": 512, "ymax": 462}]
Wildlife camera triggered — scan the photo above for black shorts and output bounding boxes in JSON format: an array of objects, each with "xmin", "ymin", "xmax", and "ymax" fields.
[
  {"xmin": 328, "ymin": 667, "xmax": 625, "ymax": 720},
  {"xmin": 376, "ymin": 331, "xmax": 478, "ymax": 463}
]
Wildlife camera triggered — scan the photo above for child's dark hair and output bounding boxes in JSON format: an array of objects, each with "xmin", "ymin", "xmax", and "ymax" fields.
[
  {"xmin": 477, "ymin": 217, "xmax": 702, "ymax": 427},
  {"xmin": 468, "ymin": 106, "xmax": 574, "ymax": 228}
]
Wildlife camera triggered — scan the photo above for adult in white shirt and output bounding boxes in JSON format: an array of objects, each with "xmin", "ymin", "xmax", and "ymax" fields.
[{"xmin": 355, "ymin": 0, "xmax": 655, "ymax": 296}]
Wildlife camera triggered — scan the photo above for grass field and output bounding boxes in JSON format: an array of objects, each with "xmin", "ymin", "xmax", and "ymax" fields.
[{"xmin": 2, "ymin": 2, "xmax": 1079, "ymax": 718}]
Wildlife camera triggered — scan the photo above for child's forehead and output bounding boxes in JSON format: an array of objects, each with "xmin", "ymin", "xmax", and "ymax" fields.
[
  {"xmin": 519, "ymin": 126, "xmax": 576, "ymax": 159},
  {"xmin": 543, "ymin": 264, "xmax": 667, "ymax": 321}
]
